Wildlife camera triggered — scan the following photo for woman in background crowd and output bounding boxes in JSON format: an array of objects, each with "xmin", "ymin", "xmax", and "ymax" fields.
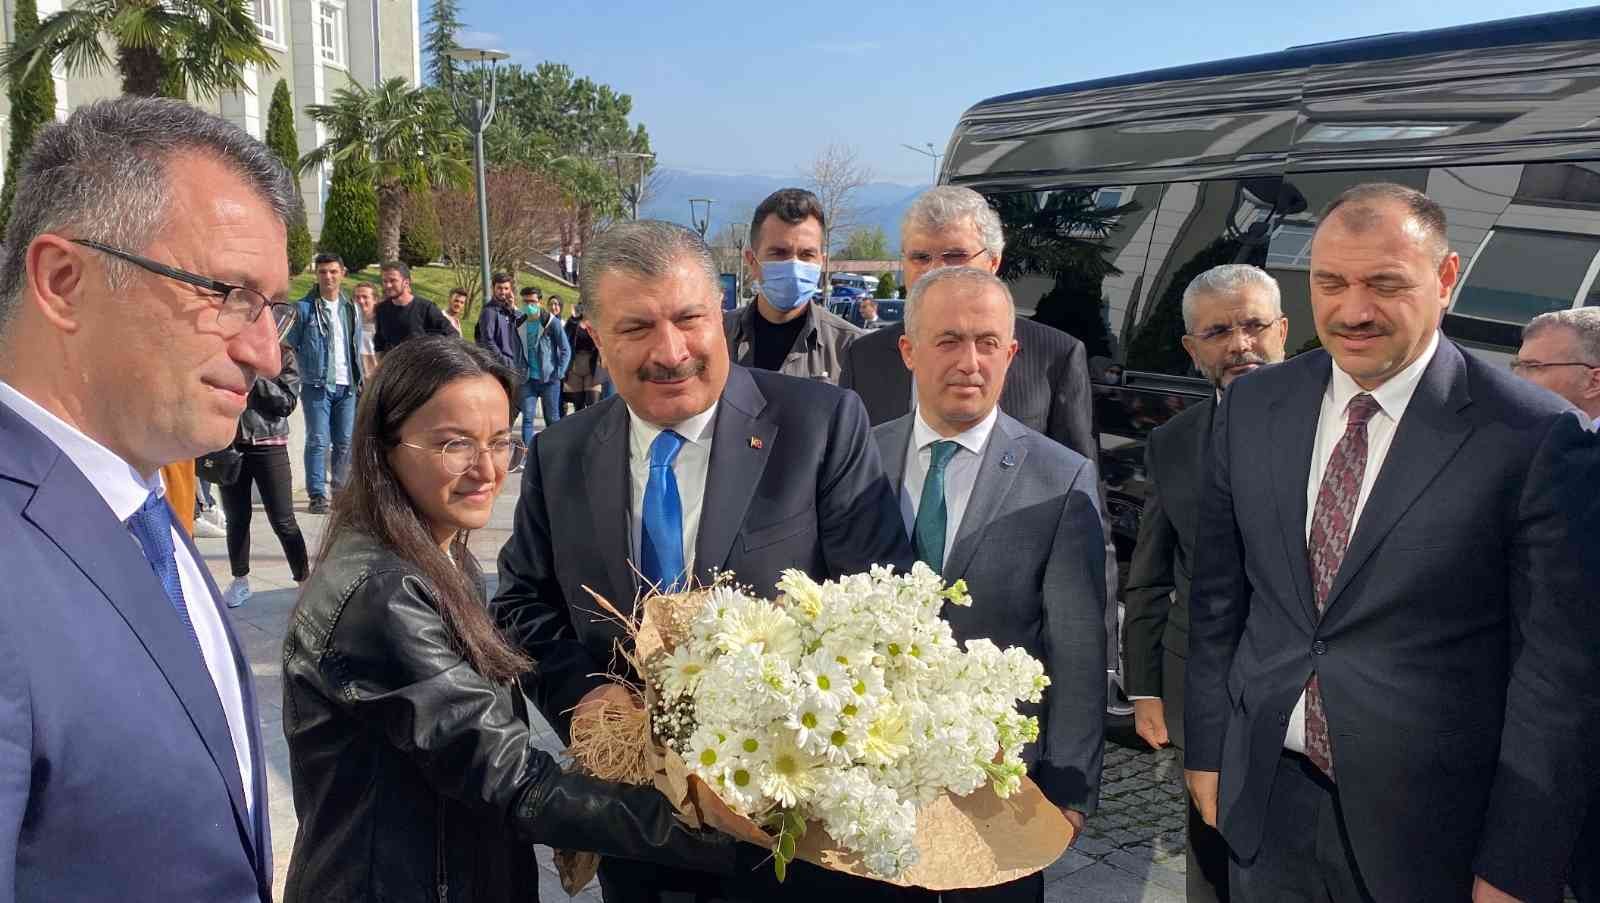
[
  {"xmin": 220, "ymin": 346, "xmax": 309, "ymax": 608},
  {"xmin": 562, "ymin": 301, "xmax": 602, "ymax": 414}
]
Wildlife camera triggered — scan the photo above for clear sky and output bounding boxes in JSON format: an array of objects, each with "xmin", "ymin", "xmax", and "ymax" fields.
[{"xmin": 456, "ymin": 0, "xmax": 1597, "ymax": 185}]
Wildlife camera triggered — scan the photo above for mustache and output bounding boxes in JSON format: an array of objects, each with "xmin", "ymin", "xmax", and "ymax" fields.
[
  {"xmin": 637, "ymin": 358, "xmax": 708, "ymax": 383},
  {"xmin": 1331, "ymin": 323, "xmax": 1389, "ymax": 339},
  {"xmin": 1224, "ymin": 351, "xmax": 1269, "ymax": 369}
]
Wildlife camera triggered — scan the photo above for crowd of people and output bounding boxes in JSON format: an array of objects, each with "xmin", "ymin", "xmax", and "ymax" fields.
[{"xmin": 1, "ymin": 95, "xmax": 1597, "ymax": 903}]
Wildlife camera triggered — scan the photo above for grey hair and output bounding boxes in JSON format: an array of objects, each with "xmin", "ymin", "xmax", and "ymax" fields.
[
  {"xmin": 905, "ymin": 266, "xmax": 1015, "ymax": 338},
  {"xmin": 1180, "ymin": 264, "xmax": 1282, "ymax": 332},
  {"xmin": 901, "ymin": 186, "xmax": 1005, "ymax": 258},
  {"xmin": 1524, "ymin": 308, "xmax": 1600, "ymax": 364},
  {"xmin": 579, "ymin": 219, "xmax": 720, "ymax": 324},
  {"xmin": 0, "ymin": 96, "xmax": 299, "ymax": 340}
]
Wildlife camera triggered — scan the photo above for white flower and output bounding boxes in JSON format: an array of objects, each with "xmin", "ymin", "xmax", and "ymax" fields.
[
  {"xmin": 715, "ymin": 598, "xmax": 805, "ymax": 661},
  {"xmin": 656, "ymin": 645, "xmax": 710, "ymax": 698},
  {"xmin": 785, "ymin": 694, "xmax": 838, "ymax": 752},
  {"xmin": 760, "ymin": 733, "xmax": 819, "ymax": 808}
]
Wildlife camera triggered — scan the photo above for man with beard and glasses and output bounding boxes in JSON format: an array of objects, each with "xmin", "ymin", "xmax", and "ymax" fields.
[
  {"xmin": 1184, "ymin": 183, "xmax": 1600, "ymax": 903},
  {"xmin": 1122, "ymin": 264, "xmax": 1288, "ymax": 903},
  {"xmin": 491, "ymin": 220, "xmax": 913, "ymax": 903}
]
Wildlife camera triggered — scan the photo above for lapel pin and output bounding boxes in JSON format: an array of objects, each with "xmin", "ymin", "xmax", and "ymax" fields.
[
  {"xmin": 749, "ymin": 436, "xmax": 764, "ymax": 450},
  {"xmin": 1000, "ymin": 451, "xmax": 1016, "ymax": 468}
]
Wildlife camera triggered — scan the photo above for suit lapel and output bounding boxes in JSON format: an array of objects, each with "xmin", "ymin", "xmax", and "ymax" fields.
[
  {"xmin": 582, "ymin": 400, "xmax": 638, "ymax": 611},
  {"xmin": 878, "ymin": 415, "xmax": 913, "ymax": 499},
  {"xmin": 1321, "ymin": 342, "xmax": 1473, "ymax": 618},
  {"xmin": 23, "ymin": 452, "xmax": 258, "ymax": 864},
  {"xmin": 1268, "ymin": 354, "xmax": 1330, "ymax": 628},
  {"xmin": 944, "ymin": 415, "xmax": 1027, "ymax": 582},
  {"xmin": 176, "ymin": 525, "xmax": 272, "ymax": 877},
  {"xmin": 877, "ymin": 323, "xmax": 914, "ymax": 416},
  {"xmin": 694, "ymin": 367, "xmax": 775, "ymax": 581}
]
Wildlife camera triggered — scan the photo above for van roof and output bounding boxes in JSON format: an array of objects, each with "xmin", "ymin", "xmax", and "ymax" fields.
[{"xmin": 972, "ymin": 6, "xmax": 1600, "ymax": 109}]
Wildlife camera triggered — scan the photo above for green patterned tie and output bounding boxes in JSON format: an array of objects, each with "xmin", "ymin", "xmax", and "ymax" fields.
[{"xmin": 913, "ymin": 440, "xmax": 960, "ymax": 572}]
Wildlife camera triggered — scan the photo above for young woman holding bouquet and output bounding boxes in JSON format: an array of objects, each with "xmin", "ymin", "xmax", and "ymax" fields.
[{"xmin": 281, "ymin": 336, "xmax": 735, "ymax": 901}]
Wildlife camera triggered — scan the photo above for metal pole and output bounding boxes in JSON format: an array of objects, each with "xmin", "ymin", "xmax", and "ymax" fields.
[
  {"xmin": 472, "ymin": 107, "xmax": 491, "ymax": 312},
  {"xmin": 633, "ymin": 159, "xmax": 643, "ymax": 220}
]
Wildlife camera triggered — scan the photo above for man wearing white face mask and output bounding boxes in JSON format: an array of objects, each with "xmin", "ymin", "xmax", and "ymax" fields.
[{"xmin": 723, "ymin": 188, "xmax": 863, "ymax": 383}]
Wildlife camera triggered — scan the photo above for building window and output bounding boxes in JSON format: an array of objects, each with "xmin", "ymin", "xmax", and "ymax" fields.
[
  {"xmin": 319, "ymin": 1, "xmax": 346, "ymax": 67},
  {"xmin": 1265, "ymin": 223, "xmax": 1317, "ymax": 270},
  {"xmin": 251, "ymin": 0, "xmax": 281, "ymax": 45}
]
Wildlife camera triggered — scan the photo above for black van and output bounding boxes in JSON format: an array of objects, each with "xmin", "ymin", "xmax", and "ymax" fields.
[{"xmin": 941, "ymin": 6, "xmax": 1600, "ymax": 713}]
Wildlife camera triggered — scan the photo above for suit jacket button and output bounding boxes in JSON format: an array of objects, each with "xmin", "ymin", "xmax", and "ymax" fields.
[
  {"xmin": 1279, "ymin": 713, "xmax": 1289, "ymax": 725},
  {"xmin": 1311, "ymin": 640, "xmax": 1328, "ymax": 655}
]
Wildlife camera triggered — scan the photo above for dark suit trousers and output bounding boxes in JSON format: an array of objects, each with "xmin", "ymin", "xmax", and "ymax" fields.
[
  {"xmin": 1571, "ymin": 800, "xmax": 1599, "ymax": 901},
  {"xmin": 1165, "ymin": 649, "xmax": 1231, "ymax": 903},
  {"xmin": 1230, "ymin": 754, "xmax": 1374, "ymax": 903},
  {"xmin": 597, "ymin": 853, "xmax": 908, "ymax": 903},
  {"xmin": 893, "ymin": 874, "xmax": 1043, "ymax": 903}
]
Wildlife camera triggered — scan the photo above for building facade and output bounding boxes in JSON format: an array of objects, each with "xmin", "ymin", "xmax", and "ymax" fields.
[{"xmin": 0, "ymin": 0, "xmax": 423, "ymax": 236}]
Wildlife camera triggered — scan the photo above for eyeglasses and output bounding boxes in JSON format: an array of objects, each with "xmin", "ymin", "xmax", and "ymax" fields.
[
  {"xmin": 398, "ymin": 436, "xmax": 527, "ymax": 476},
  {"xmin": 904, "ymin": 247, "xmax": 990, "ymax": 268},
  {"xmin": 72, "ymin": 238, "xmax": 296, "ymax": 341},
  {"xmin": 1509, "ymin": 359, "xmax": 1599, "ymax": 373},
  {"xmin": 1187, "ymin": 318, "xmax": 1282, "ymax": 344}
]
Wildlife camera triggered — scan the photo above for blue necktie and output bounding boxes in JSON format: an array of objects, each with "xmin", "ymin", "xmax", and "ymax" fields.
[
  {"xmin": 641, "ymin": 430, "xmax": 686, "ymax": 592},
  {"xmin": 913, "ymin": 440, "xmax": 960, "ymax": 573},
  {"xmin": 126, "ymin": 491, "xmax": 201, "ymax": 651}
]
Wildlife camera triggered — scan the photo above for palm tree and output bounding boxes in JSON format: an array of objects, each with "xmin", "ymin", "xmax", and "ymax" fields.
[
  {"xmin": 300, "ymin": 77, "xmax": 470, "ymax": 264},
  {"xmin": 0, "ymin": 0, "xmax": 275, "ymax": 99}
]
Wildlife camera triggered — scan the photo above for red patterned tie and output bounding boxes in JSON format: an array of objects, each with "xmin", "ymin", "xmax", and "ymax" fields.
[{"xmin": 1303, "ymin": 393, "xmax": 1380, "ymax": 780}]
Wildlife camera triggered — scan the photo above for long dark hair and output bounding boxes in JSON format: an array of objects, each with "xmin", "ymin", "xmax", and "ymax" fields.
[{"xmin": 316, "ymin": 335, "xmax": 532, "ymax": 684}]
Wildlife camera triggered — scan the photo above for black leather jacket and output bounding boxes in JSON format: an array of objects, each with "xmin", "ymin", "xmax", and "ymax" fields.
[
  {"xmin": 236, "ymin": 347, "xmax": 300, "ymax": 444},
  {"xmin": 281, "ymin": 531, "xmax": 736, "ymax": 902}
]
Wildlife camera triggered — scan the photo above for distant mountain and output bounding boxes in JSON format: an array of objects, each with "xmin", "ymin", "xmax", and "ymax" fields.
[{"xmin": 641, "ymin": 169, "xmax": 927, "ymax": 254}]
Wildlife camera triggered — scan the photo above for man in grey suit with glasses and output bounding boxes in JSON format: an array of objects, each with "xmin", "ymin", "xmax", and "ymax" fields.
[{"xmin": 873, "ymin": 266, "xmax": 1107, "ymax": 903}]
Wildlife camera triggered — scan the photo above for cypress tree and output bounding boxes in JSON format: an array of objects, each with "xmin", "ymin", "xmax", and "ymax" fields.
[
  {"xmin": 317, "ymin": 156, "xmax": 379, "ymax": 273},
  {"xmin": 265, "ymin": 80, "xmax": 314, "ymax": 276},
  {"xmin": 0, "ymin": 0, "xmax": 56, "ymax": 237}
]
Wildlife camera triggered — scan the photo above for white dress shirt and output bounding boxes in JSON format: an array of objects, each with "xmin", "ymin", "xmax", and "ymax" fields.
[
  {"xmin": 1283, "ymin": 331, "xmax": 1440, "ymax": 753},
  {"xmin": 898, "ymin": 406, "xmax": 1000, "ymax": 555},
  {"xmin": 627, "ymin": 402, "xmax": 719, "ymax": 579},
  {"xmin": 0, "ymin": 381, "xmax": 255, "ymax": 813},
  {"xmin": 318, "ymin": 293, "xmax": 351, "ymax": 386}
]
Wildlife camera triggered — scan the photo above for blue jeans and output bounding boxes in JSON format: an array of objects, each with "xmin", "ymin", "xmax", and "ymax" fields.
[
  {"xmin": 303, "ymin": 383, "xmax": 356, "ymax": 500},
  {"xmin": 521, "ymin": 378, "xmax": 562, "ymax": 445}
]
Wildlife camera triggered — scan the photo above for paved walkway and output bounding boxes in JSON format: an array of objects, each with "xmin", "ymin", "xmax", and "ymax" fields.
[{"xmin": 204, "ymin": 487, "xmax": 1185, "ymax": 902}]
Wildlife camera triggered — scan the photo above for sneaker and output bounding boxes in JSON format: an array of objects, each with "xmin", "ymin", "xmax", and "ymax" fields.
[
  {"xmin": 223, "ymin": 577, "xmax": 252, "ymax": 609},
  {"xmin": 193, "ymin": 516, "xmax": 226, "ymax": 539},
  {"xmin": 308, "ymin": 497, "xmax": 329, "ymax": 515}
]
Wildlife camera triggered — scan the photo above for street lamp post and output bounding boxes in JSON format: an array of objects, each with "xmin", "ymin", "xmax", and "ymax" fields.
[
  {"xmin": 901, "ymin": 141, "xmax": 945, "ymax": 185},
  {"xmin": 729, "ymin": 221, "xmax": 747, "ymax": 305},
  {"xmin": 444, "ymin": 47, "xmax": 510, "ymax": 313},
  {"xmin": 610, "ymin": 151, "xmax": 655, "ymax": 220},
  {"xmin": 688, "ymin": 197, "xmax": 714, "ymax": 239}
]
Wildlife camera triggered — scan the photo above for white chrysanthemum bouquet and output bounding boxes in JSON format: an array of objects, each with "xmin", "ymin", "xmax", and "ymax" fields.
[{"xmin": 560, "ymin": 563, "xmax": 1074, "ymax": 890}]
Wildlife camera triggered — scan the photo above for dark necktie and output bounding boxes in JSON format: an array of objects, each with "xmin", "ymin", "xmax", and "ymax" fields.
[
  {"xmin": 641, "ymin": 430, "xmax": 686, "ymax": 592},
  {"xmin": 913, "ymin": 440, "xmax": 960, "ymax": 573},
  {"xmin": 1303, "ymin": 393, "xmax": 1381, "ymax": 779},
  {"xmin": 126, "ymin": 491, "xmax": 201, "ymax": 652}
]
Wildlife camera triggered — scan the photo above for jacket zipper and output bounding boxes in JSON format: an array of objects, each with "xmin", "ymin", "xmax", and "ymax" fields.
[{"xmin": 436, "ymin": 796, "xmax": 449, "ymax": 903}]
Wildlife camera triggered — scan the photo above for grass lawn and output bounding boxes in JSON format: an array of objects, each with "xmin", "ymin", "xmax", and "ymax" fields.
[{"xmin": 288, "ymin": 264, "xmax": 575, "ymax": 338}]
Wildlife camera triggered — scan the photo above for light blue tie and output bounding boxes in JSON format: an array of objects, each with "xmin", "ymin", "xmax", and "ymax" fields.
[
  {"xmin": 126, "ymin": 491, "xmax": 201, "ymax": 651},
  {"xmin": 641, "ymin": 430, "xmax": 686, "ymax": 592},
  {"xmin": 913, "ymin": 440, "xmax": 960, "ymax": 573}
]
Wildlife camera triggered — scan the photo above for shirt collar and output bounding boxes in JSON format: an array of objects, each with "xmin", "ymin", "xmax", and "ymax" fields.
[
  {"xmin": 912, "ymin": 404, "xmax": 999, "ymax": 459},
  {"xmin": 1326, "ymin": 330, "xmax": 1440, "ymax": 423},
  {"xmin": 626, "ymin": 401, "xmax": 720, "ymax": 454},
  {"xmin": 0, "ymin": 380, "xmax": 163, "ymax": 521}
]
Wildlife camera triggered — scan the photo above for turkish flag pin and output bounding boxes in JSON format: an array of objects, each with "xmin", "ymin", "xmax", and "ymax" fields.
[{"xmin": 749, "ymin": 436, "xmax": 764, "ymax": 450}]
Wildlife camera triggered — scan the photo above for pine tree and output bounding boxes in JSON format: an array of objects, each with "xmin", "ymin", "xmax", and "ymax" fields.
[
  {"xmin": 399, "ymin": 188, "xmax": 442, "ymax": 268},
  {"xmin": 264, "ymin": 80, "xmax": 313, "ymax": 276},
  {"xmin": 0, "ymin": 0, "xmax": 56, "ymax": 237},
  {"xmin": 318, "ymin": 156, "xmax": 379, "ymax": 273},
  {"xmin": 423, "ymin": 0, "xmax": 463, "ymax": 85}
]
